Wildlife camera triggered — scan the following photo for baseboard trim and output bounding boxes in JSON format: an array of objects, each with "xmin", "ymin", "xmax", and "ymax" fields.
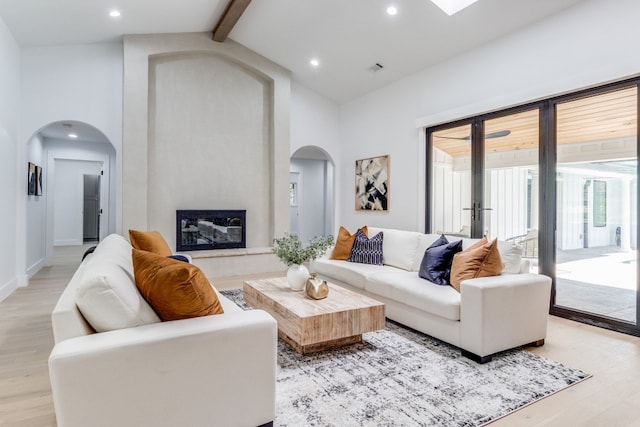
[
  {"xmin": 27, "ymin": 258, "xmax": 44, "ymax": 279},
  {"xmin": 54, "ymin": 239, "xmax": 83, "ymax": 246},
  {"xmin": 0, "ymin": 277, "xmax": 18, "ymax": 303}
]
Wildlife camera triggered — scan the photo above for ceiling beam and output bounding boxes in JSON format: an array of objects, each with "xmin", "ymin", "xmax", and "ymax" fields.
[{"xmin": 212, "ymin": 0, "xmax": 252, "ymax": 43}]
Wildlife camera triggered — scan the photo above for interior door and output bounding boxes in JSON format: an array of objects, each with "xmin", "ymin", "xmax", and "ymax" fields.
[{"xmin": 83, "ymin": 174, "xmax": 101, "ymax": 242}]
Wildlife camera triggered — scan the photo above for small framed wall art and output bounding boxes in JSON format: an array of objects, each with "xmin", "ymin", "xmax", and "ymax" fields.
[
  {"xmin": 27, "ymin": 162, "xmax": 36, "ymax": 195},
  {"xmin": 35, "ymin": 166, "xmax": 43, "ymax": 196},
  {"xmin": 355, "ymin": 155, "xmax": 389, "ymax": 211}
]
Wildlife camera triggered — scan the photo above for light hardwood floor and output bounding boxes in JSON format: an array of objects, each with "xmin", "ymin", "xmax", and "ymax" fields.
[{"xmin": 1, "ymin": 246, "xmax": 639, "ymax": 426}]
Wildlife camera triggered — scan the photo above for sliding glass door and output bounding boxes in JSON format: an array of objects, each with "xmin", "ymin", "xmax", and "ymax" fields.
[
  {"xmin": 483, "ymin": 109, "xmax": 539, "ymax": 273},
  {"xmin": 554, "ymin": 86, "xmax": 638, "ymax": 324},
  {"xmin": 429, "ymin": 107, "xmax": 540, "ymax": 272},
  {"xmin": 431, "ymin": 123, "xmax": 472, "ymax": 237},
  {"xmin": 426, "ymin": 78, "xmax": 640, "ymax": 336}
]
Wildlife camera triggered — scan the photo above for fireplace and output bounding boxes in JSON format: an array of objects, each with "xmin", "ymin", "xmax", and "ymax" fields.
[{"xmin": 176, "ymin": 210, "xmax": 246, "ymax": 251}]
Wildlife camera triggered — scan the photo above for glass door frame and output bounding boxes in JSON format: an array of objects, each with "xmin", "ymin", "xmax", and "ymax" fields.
[
  {"xmin": 545, "ymin": 80, "xmax": 640, "ymax": 336},
  {"xmin": 425, "ymin": 77, "xmax": 640, "ymax": 337},
  {"xmin": 426, "ymin": 103, "xmax": 544, "ymax": 239}
]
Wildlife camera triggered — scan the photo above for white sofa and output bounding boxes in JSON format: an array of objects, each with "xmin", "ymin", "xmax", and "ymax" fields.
[
  {"xmin": 49, "ymin": 234, "xmax": 277, "ymax": 427},
  {"xmin": 311, "ymin": 227, "xmax": 552, "ymax": 363}
]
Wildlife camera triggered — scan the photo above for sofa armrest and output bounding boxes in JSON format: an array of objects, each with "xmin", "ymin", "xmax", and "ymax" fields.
[
  {"xmin": 49, "ymin": 310, "xmax": 277, "ymax": 427},
  {"xmin": 459, "ymin": 273, "xmax": 551, "ymax": 358}
]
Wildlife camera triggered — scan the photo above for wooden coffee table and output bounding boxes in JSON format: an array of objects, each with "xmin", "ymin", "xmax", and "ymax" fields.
[{"xmin": 243, "ymin": 277, "xmax": 385, "ymax": 354}]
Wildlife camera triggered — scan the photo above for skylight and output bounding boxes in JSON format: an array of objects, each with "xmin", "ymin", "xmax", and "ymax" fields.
[{"xmin": 430, "ymin": 0, "xmax": 479, "ymax": 16}]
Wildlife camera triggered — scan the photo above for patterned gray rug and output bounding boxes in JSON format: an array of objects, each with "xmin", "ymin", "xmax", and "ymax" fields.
[{"xmin": 220, "ymin": 289, "xmax": 590, "ymax": 427}]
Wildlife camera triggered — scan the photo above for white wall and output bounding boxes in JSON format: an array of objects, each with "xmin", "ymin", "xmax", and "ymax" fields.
[
  {"xmin": 20, "ymin": 43, "xmax": 123, "ymax": 154},
  {"xmin": 0, "ymin": 15, "xmax": 20, "ymax": 301},
  {"xmin": 26, "ymin": 135, "xmax": 45, "ymax": 276},
  {"xmin": 337, "ymin": 0, "xmax": 640, "ymax": 233},
  {"xmin": 291, "ymin": 81, "xmax": 341, "ymax": 160}
]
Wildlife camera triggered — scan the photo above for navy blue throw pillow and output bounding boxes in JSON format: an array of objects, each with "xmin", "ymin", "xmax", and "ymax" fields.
[
  {"xmin": 81, "ymin": 245, "xmax": 97, "ymax": 261},
  {"xmin": 348, "ymin": 230, "xmax": 384, "ymax": 265},
  {"xmin": 419, "ymin": 236, "xmax": 463, "ymax": 286},
  {"xmin": 167, "ymin": 254, "xmax": 190, "ymax": 263}
]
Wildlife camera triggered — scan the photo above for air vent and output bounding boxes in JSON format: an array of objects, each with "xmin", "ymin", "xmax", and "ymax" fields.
[
  {"xmin": 62, "ymin": 123, "xmax": 72, "ymax": 128},
  {"xmin": 368, "ymin": 63, "xmax": 384, "ymax": 73}
]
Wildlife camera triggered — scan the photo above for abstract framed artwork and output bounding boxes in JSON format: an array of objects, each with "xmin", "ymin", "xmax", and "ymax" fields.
[
  {"xmin": 27, "ymin": 162, "xmax": 36, "ymax": 195},
  {"xmin": 355, "ymin": 155, "xmax": 389, "ymax": 211},
  {"xmin": 35, "ymin": 166, "xmax": 43, "ymax": 196}
]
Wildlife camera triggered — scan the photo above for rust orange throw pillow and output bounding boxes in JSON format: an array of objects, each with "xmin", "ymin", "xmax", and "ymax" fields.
[
  {"xmin": 129, "ymin": 230, "xmax": 173, "ymax": 257},
  {"xmin": 449, "ymin": 238, "xmax": 504, "ymax": 292},
  {"xmin": 331, "ymin": 226, "xmax": 368, "ymax": 260},
  {"xmin": 132, "ymin": 249, "xmax": 223, "ymax": 321}
]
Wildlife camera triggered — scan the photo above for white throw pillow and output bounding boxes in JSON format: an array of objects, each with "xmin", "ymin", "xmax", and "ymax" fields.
[
  {"xmin": 75, "ymin": 234, "xmax": 161, "ymax": 332},
  {"xmin": 368, "ymin": 227, "xmax": 420, "ymax": 271},
  {"xmin": 498, "ymin": 240, "xmax": 524, "ymax": 274}
]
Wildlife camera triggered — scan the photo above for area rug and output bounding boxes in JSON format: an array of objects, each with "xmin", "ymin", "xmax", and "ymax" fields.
[{"xmin": 221, "ymin": 289, "xmax": 590, "ymax": 426}]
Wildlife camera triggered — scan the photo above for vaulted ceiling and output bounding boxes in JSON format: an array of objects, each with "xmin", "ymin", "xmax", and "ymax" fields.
[{"xmin": 0, "ymin": 0, "xmax": 586, "ymax": 104}]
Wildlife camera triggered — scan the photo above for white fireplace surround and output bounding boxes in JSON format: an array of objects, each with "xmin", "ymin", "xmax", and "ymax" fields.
[{"xmin": 122, "ymin": 33, "xmax": 291, "ymax": 277}]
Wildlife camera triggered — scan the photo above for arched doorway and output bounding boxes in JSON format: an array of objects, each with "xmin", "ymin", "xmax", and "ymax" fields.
[
  {"xmin": 26, "ymin": 120, "xmax": 116, "ymax": 272},
  {"xmin": 290, "ymin": 146, "xmax": 335, "ymax": 244}
]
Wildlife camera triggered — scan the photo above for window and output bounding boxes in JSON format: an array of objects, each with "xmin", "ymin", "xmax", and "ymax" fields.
[{"xmin": 593, "ymin": 180, "xmax": 606, "ymax": 227}]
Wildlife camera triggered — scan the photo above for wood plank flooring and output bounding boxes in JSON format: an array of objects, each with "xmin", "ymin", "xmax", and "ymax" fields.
[{"xmin": 0, "ymin": 245, "xmax": 639, "ymax": 426}]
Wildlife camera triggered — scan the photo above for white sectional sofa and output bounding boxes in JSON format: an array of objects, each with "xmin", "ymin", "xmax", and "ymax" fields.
[
  {"xmin": 311, "ymin": 227, "xmax": 552, "ymax": 363},
  {"xmin": 49, "ymin": 234, "xmax": 277, "ymax": 427}
]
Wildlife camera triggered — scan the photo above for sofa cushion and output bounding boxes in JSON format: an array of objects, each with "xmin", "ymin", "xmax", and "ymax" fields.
[
  {"xmin": 418, "ymin": 236, "xmax": 463, "ymax": 286},
  {"xmin": 348, "ymin": 230, "xmax": 384, "ymax": 265},
  {"xmin": 132, "ymin": 249, "xmax": 224, "ymax": 321},
  {"xmin": 331, "ymin": 226, "xmax": 368, "ymax": 260},
  {"xmin": 450, "ymin": 238, "xmax": 504, "ymax": 292},
  {"xmin": 365, "ymin": 270, "xmax": 461, "ymax": 321},
  {"xmin": 312, "ymin": 258, "xmax": 387, "ymax": 289},
  {"xmin": 129, "ymin": 229, "xmax": 173, "ymax": 256},
  {"xmin": 75, "ymin": 234, "xmax": 161, "ymax": 332},
  {"xmin": 368, "ymin": 227, "xmax": 420, "ymax": 271}
]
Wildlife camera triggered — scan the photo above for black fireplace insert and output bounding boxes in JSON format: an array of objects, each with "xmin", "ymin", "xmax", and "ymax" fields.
[{"xmin": 176, "ymin": 210, "xmax": 246, "ymax": 251}]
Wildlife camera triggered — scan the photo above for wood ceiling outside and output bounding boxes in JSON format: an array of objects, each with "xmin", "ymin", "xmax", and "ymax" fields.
[{"xmin": 433, "ymin": 87, "xmax": 638, "ymax": 158}]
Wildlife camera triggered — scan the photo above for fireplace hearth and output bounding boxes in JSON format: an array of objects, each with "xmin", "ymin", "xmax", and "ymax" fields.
[{"xmin": 176, "ymin": 210, "xmax": 246, "ymax": 251}]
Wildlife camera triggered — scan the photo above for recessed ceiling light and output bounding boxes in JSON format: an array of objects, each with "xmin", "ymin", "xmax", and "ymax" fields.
[
  {"xmin": 430, "ymin": 0, "xmax": 479, "ymax": 16},
  {"xmin": 68, "ymin": 133, "xmax": 78, "ymax": 139},
  {"xmin": 310, "ymin": 58, "xmax": 320, "ymax": 67},
  {"xmin": 386, "ymin": 6, "xmax": 398, "ymax": 16},
  {"xmin": 109, "ymin": 10, "xmax": 121, "ymax": 18}
]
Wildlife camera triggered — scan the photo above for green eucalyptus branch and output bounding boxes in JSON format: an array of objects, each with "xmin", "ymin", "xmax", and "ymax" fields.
[{"xmin": 273, "ymin": 234, "xmax": 334, "ymax": 266}]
